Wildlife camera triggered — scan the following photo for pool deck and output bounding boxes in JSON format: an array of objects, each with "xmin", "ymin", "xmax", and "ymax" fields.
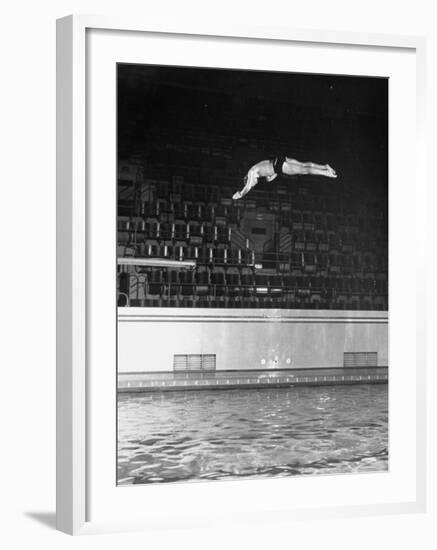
[{"xmin": 118, "ymin": 367, "xmax": 388, "ymax": 393}]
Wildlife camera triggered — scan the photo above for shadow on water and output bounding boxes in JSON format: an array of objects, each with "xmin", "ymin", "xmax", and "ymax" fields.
[{"xmin": 25, "ymin": 511, "xmax": 56, "ymax": 530}]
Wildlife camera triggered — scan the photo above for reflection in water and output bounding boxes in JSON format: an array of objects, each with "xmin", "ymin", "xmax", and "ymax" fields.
[{"xmin": 117, "ymin": 384, "xmax": 388, "ymax": 485}]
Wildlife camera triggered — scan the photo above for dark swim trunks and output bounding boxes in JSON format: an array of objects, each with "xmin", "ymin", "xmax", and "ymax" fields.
[{"xmin": 272, "ymin": 155, "xmax": 286, "ymax": 176}]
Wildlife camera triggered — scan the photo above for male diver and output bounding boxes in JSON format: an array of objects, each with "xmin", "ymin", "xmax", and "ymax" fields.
[{"xmin": 232, "ymin": 155, "xmax": 337, "ymax": 200}]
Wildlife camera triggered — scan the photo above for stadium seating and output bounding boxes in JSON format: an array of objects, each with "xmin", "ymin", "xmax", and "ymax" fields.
[{"xmin": 117, "ymin": 123, "xmax": 388, "ymax": 310}]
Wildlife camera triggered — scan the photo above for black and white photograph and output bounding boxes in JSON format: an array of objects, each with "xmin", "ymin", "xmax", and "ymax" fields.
[
  {"xmin": 116, "ymin": 63, "xmax": 388, "ymax": 486},
  {"xmin": 1, "ymin": 0, "xmax": 433, "ymax": 543}
]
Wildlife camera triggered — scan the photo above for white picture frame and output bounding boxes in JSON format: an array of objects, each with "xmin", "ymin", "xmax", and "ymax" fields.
[{"xmin": 56, "ymin": 14, "xmax": 427, "ymax": 535}]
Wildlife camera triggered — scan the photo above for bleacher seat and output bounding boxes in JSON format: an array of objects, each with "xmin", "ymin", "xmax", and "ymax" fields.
[
  {"xmin": 164, "ymin": 270, "xmax": 180, "ymax": 297},
  {"xmin": 216, "ymin": 225, "xmax": 230, "ymax": 244},
  {"xmin": 146, "ymin": 243, "xmax": 159, "ymax": 257},
  {"xmin": 236, "ymin": 247, "xmax": 249, "ymax": 265},
  {"xmin": 241, "ymin": 271, "xmax": 254, "ymax": 297},
  {"xmin": 147, "ymin": 269, "xmax": 163, "ymax": 296},
  {"xmin": 173, "ymin": 222, "xmax": 188, "ymax": 241},
  {"xmin": 144, "ymin": 221, "xmax": 158, "ymax": 239},
  {"xmin": 180, "ymin": 270, "xmax": 195, "ymax": 297},
  {"xmin": 303, "ymin": 253, "xmax": 317, "ymax": 273},
  {"xmin": 227, "ymin": 248, "xmax": 241, "ymax": 265},
  {"xmin": 290, "ymin": 252, "xmax": 302, "ymax": 274},
  {"xmin": 183, "ymin": 245, "xmax": 198, "ymax": 260},
  {"xmin": 142, "ymin": 201, "xmax": 158, "ymax": 219},
  {"xmin": 214, "ymin": 247, "xmax": 227, "ymax": 265},
  {"xmin": 158, "ymin": 222, "xmax": 172, "ymax": 241},
  {"xmin": 187, "ymin": 203, "xmax": 201, "ymax": 221},
  {"xmin": 203, "ymin": 224, "xmax": 214, "ymax": 243},
  {"xmin": 226, "ymin": 272, "xmax": 241, "ymax": 297},
  {"xmin": 211, "ymin": 271, "xmax": 227, "ymax": 297},
  {"xmin": 172, "ymin": 202, "xmax": 186, "ymax": 221},
  {"xmin": 195, "ymin": 269, "xmax": 210, "ymax": 296},
  {"xmin": 197, "ymin": 246, "xmax": 212, "ymax": 264}
]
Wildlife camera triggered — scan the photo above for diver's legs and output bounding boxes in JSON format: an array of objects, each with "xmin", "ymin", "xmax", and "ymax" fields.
[{"xmin": 284, "ymin": 158, "xmax": 337, "ymax": 178}]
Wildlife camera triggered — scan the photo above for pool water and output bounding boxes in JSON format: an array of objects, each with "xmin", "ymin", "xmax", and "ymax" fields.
[{"xmin": 117, "ymin": 384, "xmax": 388, "ymax": 485}]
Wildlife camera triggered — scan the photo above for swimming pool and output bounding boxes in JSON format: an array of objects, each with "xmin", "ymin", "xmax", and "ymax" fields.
[{"xmin": 117, "ymin": 384, "xmax": 388, "ymax": 485}]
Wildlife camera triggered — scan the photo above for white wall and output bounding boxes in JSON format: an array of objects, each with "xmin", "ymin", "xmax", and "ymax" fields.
[
  {"xmin": 1, "ymin": 1, "xmax": 436, "ymax": 549},
  {"xmin": 118, "ymin": 309, "xmax": 388, "ymax": 372}
]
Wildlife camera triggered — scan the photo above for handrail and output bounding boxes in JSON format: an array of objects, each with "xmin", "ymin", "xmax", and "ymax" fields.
[
  {"xmin": 116, "ymin": 247, "xmax": 386, "ymax": 275},
  {"xmin": 120, "ymin": 278, "xmax": 387, "ymax": 298}
]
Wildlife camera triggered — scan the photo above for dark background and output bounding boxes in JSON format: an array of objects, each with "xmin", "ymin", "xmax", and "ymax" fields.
[{"xmin": 118, "ymin": 64, "xmax": 388, "ymax": 199}]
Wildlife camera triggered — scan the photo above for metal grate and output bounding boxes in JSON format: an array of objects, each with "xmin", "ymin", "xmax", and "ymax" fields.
[
  {"xmin": 173, "ymin": 354, "xmax": 216, "ymax": 371},
  {"xmin": 343, "ymin": 352, "xmax": 378, "ymax": 367}
]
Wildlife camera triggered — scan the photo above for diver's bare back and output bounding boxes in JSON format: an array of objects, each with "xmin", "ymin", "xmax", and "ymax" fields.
[{"xmin": 232, "ymin": 156, "xmax": 337, "ymax": 200}]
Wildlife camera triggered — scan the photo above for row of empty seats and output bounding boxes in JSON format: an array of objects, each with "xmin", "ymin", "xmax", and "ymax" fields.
[
  {"xmin": 119, "ymin": 268, "xmax": 387, "ymax": 299},
  {"xmin": 118, "ymin": 220, "xmax": 231, "ymax": 244},
  {"xmin": 119, "ymin": 183, "xmax": 386, "ymax": 234},
  {"xmin": 118, "ymin": 229, "xmax": 384, "ymax": 261},
  {"xmin": 122, "ymin": 295, "xmax": 387, "ymax": 311},
  {"xmin": 120, "ymin": 244, "xmax": 254, "ymax": 265},
  {"xmin": 119, "ymin": 217, "xmax": 377, "ymax": 244},
  {"xmin": 118, "ymin": 242, "xmax": 386, "ymax": 273}
]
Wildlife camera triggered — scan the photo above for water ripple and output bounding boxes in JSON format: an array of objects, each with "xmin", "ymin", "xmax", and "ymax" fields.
[{"xmin": 118, "ymin": 384, "xmax": 388, "ymax": 485}]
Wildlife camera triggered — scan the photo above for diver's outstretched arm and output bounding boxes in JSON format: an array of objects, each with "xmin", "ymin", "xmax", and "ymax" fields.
[{"xmin": 232, "ymin": 168, "xmax": 260, "ymax": 200}]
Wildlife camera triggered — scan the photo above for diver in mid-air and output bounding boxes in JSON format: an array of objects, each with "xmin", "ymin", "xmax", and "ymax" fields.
[{"xmin": 232, "ymin": 155, "xmax": 337, "ymax": 200}]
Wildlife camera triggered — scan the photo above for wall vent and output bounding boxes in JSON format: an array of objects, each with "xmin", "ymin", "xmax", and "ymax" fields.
[
  {"xmin": 343, "ymin": 352, "xmax": 378, "ymax": 367},
  {"xmin": 173, "ymin": 354, "xmax": 216, "ymax": 371}
]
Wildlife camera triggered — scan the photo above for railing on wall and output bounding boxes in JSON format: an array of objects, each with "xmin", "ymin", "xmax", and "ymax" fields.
[{"xmin": 117, "ymin": 269, "xmax": 388, "ymax": 311}]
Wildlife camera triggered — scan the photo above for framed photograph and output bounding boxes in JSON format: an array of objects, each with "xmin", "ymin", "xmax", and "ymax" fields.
[{"xmin": 56, "ymin": 15, "xmax": 426, "ymax": 535}]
